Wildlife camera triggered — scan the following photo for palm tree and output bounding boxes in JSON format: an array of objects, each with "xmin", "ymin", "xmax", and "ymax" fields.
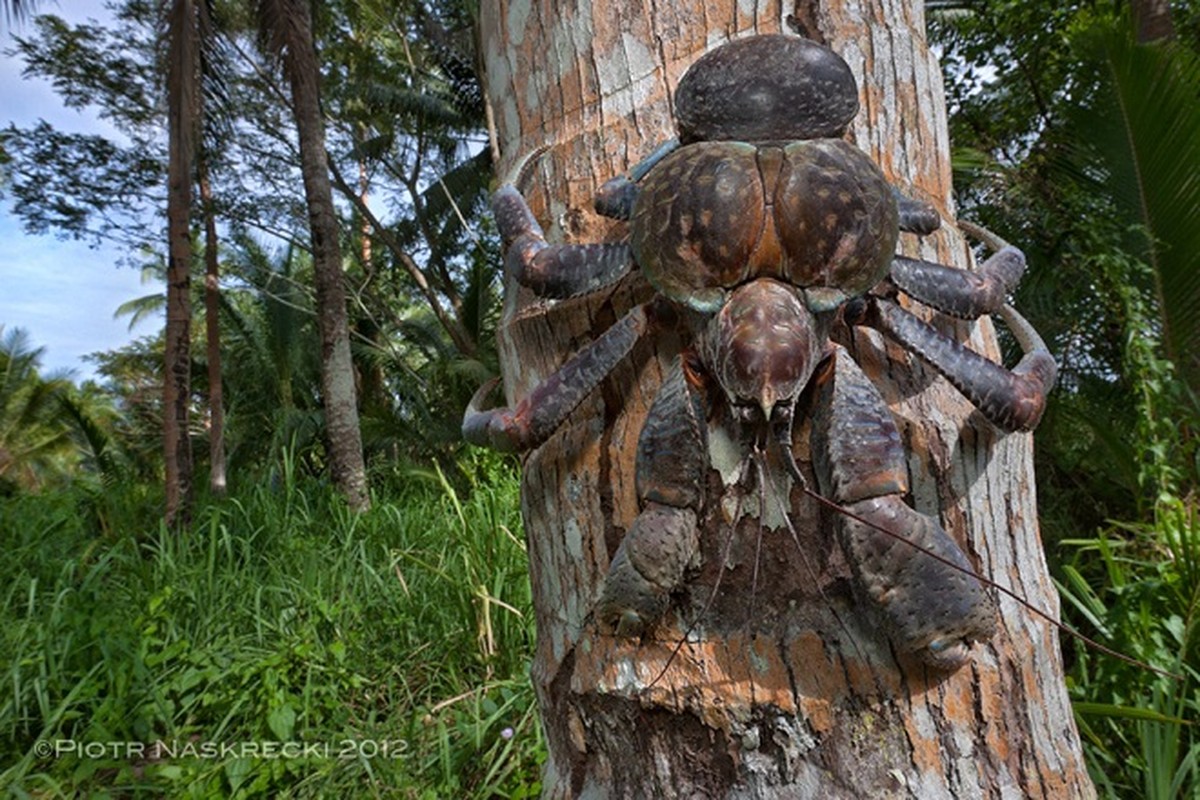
[
  {"xmin": 162, "ymin": 0, "xmax": 202, "ymax": 526},
  {"xmin": 0, "ymin": 327, "xmax": 73, "ymax": 493},
  {"xmin": 1068, "ymin": 19, "xmax": 1200, "ymax": 395},
  {"xmin": 256, "ymin": 0, "xmax": 369, "ymax": 511},
  {"xmin": 481, "ymin": 2, "xmax": 1090, "ymax": 795},
  {"xmin": 219, "ymin": 237, "xmax": 324, "ymax": 472}
]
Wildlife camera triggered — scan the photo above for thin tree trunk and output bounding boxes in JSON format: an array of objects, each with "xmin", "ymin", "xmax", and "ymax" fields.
[
  {"xmin": 164, "ymin": 0, "xmax": 198, "ymax": 528},
  {"xmin": 480, "ymin": 1, "xmax": 1094, "ymax": 797},
  {"xmin": 199, "ymin": 158, "xmax": 225, "ymax": 496},
  {"xmin": 276, "ymin": 0, "xmax": 369, "ymax": 511},
  {"xmin": 1131, "ymin": 0, "xmax": 1175, "ymax": 43}
]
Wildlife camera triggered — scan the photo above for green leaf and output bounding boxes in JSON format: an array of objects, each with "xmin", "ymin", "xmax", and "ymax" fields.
[
  {"xmin": 1073, "ymin": 701, "xmax": 1190, "ymax": 725},
  {"xmin": 1067, "ymin": 22, "xmax": 1200, "ymax": 391},
  {"xmin": 267, "ymin": 703, "xmax": 295, "ymax": 740}
]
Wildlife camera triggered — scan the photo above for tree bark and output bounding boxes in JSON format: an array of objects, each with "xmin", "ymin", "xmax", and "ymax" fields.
[
  {"xmin": 199, "ymin": 159, "xmax": 226, "ymax": 497},
  {"xmin": 480, "ymin": 1, "xmax": 1094, "ymax": 797},
  {"xmin": 1131, "ymin": 0, "xmax": 1175, "ymax": 43},
  {"xmin": 164, "ymin": 0, "xmax": 198, "ymax": 528},
  {"xmin": 276, "ymin": 0, "xmax": 369, "ymax": 511}
]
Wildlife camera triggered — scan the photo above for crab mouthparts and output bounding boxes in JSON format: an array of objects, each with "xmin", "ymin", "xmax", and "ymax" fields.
[{"xmin": 707, "ymin": 279, "xmax": 822, "ymax": 420}]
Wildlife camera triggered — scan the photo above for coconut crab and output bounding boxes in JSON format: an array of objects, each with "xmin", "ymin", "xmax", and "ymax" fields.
[{"xmin": 463, "ymin": 34, "xmax": 1056, "ymax": 670}]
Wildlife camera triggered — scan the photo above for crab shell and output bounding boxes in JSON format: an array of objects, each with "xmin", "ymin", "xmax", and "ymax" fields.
[
  {"xmin": 629, "ymin": 139, "xmax": 900, "ymax": 314},
  {"xmin": 700, "ymin": 278, "xmax": 828, "ymax": 419}
]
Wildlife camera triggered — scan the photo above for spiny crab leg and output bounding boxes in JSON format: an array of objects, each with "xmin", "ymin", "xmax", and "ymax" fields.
[
  {"xmin": 868, "ymin": 222, "xmax": 1057, "ymax": 432},
  {"xmin": 493, "ymin": 185, "xmax": 635, "ymax": 299},
  {"xmin": 593, "ymin": 138, "xmax": 680, "ymax": 221},
  {"xmin": 893, "ymin": 188, "xmax": 941, "ymax": 236},
  {"xmin": 889, "ymin": 245, "xmax": 1026, "ymax": 319},
  {"xmin": 810, "ymin": 347, "xmax": 997, "ymax": 669},
  {"xmin": 462, "ymin": 304, "xmax": 651, "ymax": 452},
  {"xmin": 865, "ymin": 298, "xmax": 1057, "ymax": 432}
]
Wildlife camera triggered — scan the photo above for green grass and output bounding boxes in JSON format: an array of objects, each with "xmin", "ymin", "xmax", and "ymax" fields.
[
  {"xmin": 0, "ymin": 456, "xmax": 543, "ymax": 798},
  {"xmin": 1059, "ymin": 497, "xmax": 1200, "ymax": 799}
]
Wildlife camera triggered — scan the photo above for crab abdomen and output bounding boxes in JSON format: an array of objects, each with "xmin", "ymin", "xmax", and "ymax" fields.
[
  {"xmin": 674, "ymin": 34, "xmax": 859, "ymax": 143},
  {"xmin": 630, "ymin": 140, "xmax": 899, "ymax": 311}
]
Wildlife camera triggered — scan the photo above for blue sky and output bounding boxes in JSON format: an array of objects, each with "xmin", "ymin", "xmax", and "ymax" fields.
[{"xmin": 0, "ymin": 1, "xmax": 162, "ymax": 381}]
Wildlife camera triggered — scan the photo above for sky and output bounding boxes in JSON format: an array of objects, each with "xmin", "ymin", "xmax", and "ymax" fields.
[{"xmin": 0, "ymin": 1, "xmax": 162, "ymax": 381}]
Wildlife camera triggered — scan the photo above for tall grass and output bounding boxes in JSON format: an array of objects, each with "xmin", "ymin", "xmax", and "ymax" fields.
[
  {"xmin": 1059, "ymin": 497, "xmax": 1200, "ymax": 799},
  {"xmin": 0, "ymin": 454, "xmax": 542, "ymax": 798}
]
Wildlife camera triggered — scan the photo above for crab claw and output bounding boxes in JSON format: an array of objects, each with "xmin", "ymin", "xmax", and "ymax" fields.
[{"xmin": 462, "ymin": 377, "xmax": 524, "ymax": 452}]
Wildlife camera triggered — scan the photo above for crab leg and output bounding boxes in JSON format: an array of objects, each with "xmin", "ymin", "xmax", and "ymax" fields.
[
  {"xmin": 810, "ymin": 347, "xmax": 996, "ymax": 669},
  {"xmin": 593, "ymin": 138, "xmax": 680, "ymax": 220},
  {"xmin": 462, "ymin": 304, "xmax": 651, "ymax": 452},
  {"xmin": 493, "ymin": 185, "xmax": 634, "ymax": 298},
  {"xmin": 893, "ymin": 188, "xmax": 941, "ymax": 236},
  {"xmin": 866, "ymin": 297, "xmax": 1057, "ymax": 432},
  {"xmin": 889, "ymin": 245, "xmax": 1026, "ymax": 318},
  {"xmin": 596, "ymin": 357, "xmax": 707, "ymax": 635}
]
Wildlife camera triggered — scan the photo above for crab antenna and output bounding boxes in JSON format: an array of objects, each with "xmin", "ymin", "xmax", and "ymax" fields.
[
  {"xmin": 772, "ymin": 409, "xmax": 811, "ymax": 493},
  {"xmin": 748, "ymin": 449, "xmax": 769, "ymax": 639},
  {"xmin": 767, "ymin": 459, "xmax": 870, "ymax": 666}
]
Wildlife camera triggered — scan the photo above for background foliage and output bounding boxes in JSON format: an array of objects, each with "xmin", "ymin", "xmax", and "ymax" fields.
[{"xmin": 932, "ymin": 1, "xmax": 1200, "ymax": 795}]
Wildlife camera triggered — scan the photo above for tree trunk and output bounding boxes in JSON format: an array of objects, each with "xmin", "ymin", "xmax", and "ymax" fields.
[
  {"xmin": 164, "ymin": 0, "xmax": 198, "ymax": 528},
  {"xmin": 199, "ymin": 159, "xmax": 226, "ymax": 496},
  {"xmin": 480, "ymin": 1, "xmax": 1094, "ymax": 797},
  {"xmin": 277, "ymin": 0, "xmax": 370, "ymax": 511},
  {"xmin": 1131, "ymin": 0, "xmax": 1175, "ymax": 43}
]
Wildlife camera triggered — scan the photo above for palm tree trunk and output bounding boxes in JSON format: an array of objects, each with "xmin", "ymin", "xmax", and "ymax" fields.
[
  {"xmin": 164, "ymin": 0, "xmax": 198, "ymax": 527},
  {"xmin": 480, "ymin": 1, "xmax": 1093, "ymax": 796},
  {"xmin": 1132, "ymin": 0, "xmax": 1175, "ymax": 43},
  {"xmin": 272, "ymin": 0, "xmax": 369, "ymax": 511},
  {"xmin": 199, "ymin": 158, "xmax": 225, "ymax": 496}
]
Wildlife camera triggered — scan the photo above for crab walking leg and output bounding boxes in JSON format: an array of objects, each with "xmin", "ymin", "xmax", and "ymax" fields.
[
  {"xmin": 462, "ymin": 304, "xmax": 651, "ymax": 452},
  {"xmin": 492, "ymin": 185, "xmax": 635, "ymax": 298},
  {"xmin": 892, "ymin": 188, "xmax": 942, "ymax": 236},
  {"xmin": 866, "ymin": 297, "xmax": 1057, "ymax": 432},
  {"xmin": 890, "ymin": 245, "xmax": 1026, "ymax": 319},
  {"xmin": 593, "ymin": 138, "xmax": 680, "ymax": 220},
  {"xmin": 596, "ymin": 357, "xmax": 707, "ymax": 636},
  {"xmin": 811, "ymin": 347, "xmax": 997, "ymax": 670}
]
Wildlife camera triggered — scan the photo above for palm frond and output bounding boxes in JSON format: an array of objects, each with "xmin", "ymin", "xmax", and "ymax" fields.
[
  {"xmin": 115, "ymin": 292, "xmax": 167, "ymax": 331},
  {"xmin": 1068, "ymin": 21, "xmax": 1200, "ymax": 389},
  {"xmin": 1, "ymin": 0, "xmax": 39, "ymax": 27}
]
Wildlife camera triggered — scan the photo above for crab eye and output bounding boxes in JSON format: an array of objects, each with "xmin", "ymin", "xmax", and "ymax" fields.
[{"xmin": 842, "ymin": 296, "xmax": 868, "ymax": 326}]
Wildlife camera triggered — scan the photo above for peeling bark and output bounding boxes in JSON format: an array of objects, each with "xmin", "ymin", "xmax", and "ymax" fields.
[{"xmin": 480, "ymin": 2, "xmax": 1094, "ymax": 796}]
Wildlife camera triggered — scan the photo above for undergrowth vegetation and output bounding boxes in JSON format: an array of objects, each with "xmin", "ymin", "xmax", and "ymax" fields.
[{"xmin": 0, "ymin": 455, "xmax": 543, "ymax": 798}]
